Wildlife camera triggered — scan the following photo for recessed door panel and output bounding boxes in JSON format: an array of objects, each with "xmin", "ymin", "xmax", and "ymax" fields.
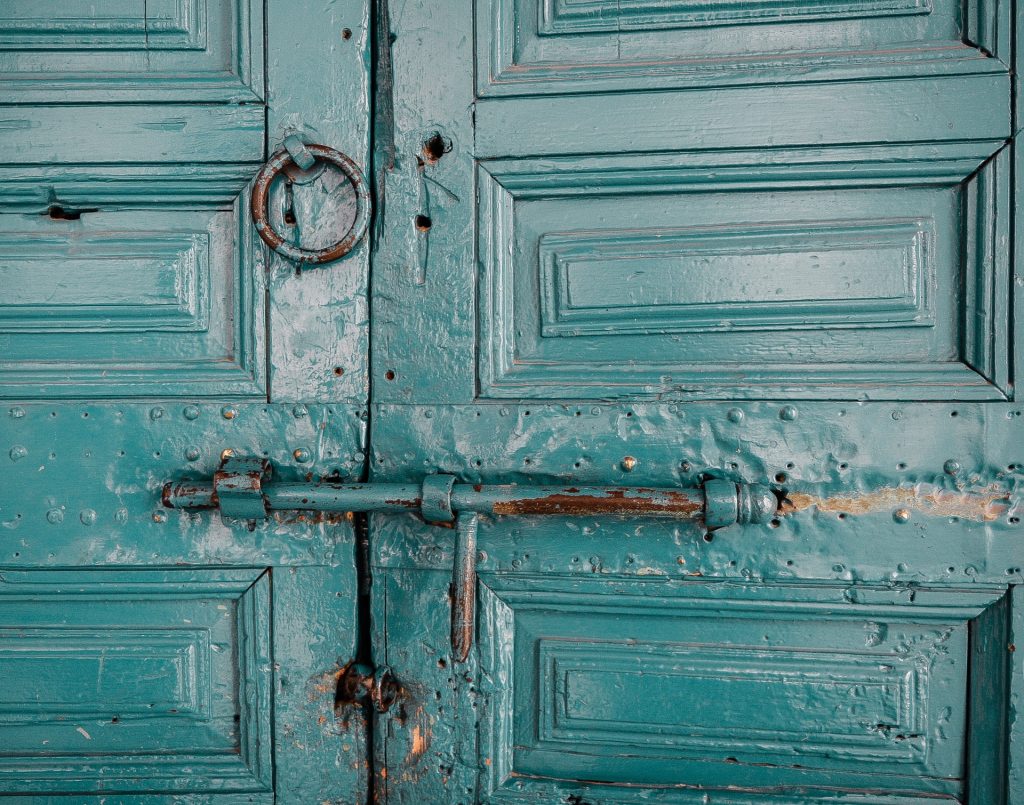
[
  {"xmin": 479, "ymin": 149, "xmax": 1009, "ymax": 399},
  {"xmin": 477, "ymin": 577, "xmax": 1005, "ymax": 797},
  {"xmin": 0, "ymin": 0, "xmax": 265, "ymax": 102},
  {"xmin": 0, "ymin": 203, "xmax": 265, "ymax": 398},
  {"xmin": 0, "ymin": 569, "xmax": 272, "ymax": 797},
  {"xmin": 477, "ymin": 0, "xmax": 1007, "ymax": 95}
]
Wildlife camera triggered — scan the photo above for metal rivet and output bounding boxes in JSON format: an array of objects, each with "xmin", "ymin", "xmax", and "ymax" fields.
[
  {"xmin": 293, "ymin": 448, "xmax": 312, "ymax": 463},
  {"xmin": 292, "ymin": 405, "xmax": 308, "ymax": 418},
  {"xmin": 185, "ymin": 447, "xmax": 201, "ymax": 462},
  {"xmin": 150, "ymin": 406, "xmax": 165, "ymax": 420},
  {"xmin": 46, "ymin": 508, "xmax": 64, "ymax": 524},
  {"xmin": 727, "ymin": 408, "xmax": 744, "ymax": 423},
  {"xmin": 220, "ymin": 448, "xmax": 235, "ymax": 460},
  {"xmin": 183, "ymin": 405, "xmax": 200, "ymax": 420},
  {"xmin": 424, "ymin": 410, "xmax": 433, "ymax": 418},
  {"xmin": 9, "ymin": 445, "xmax": 27, "ymax": 461},
  {"xmin": 621, "ymin": 456, "xmax": 637, "ymax": 472},
  {"xmin": 80, "ymin": 509, "xmax": 96, "ymax": 526},
  {"xmin": 779, "ymin": 406, "xmax": 798, "ymax": 421},
  {"xmin": 893, "ymin": 508, "xmax": 911, "ymax": 523},
  {"xmin": 9, "ymin": 407, "xmax": 25, "ymax": 419},
  {"xmin": 943, "ymin": 459, "xmax": 961, "ymax": 475},
  {"xmin": 221, "ymin": 406, "xmax": 237, "ymax": 420}
]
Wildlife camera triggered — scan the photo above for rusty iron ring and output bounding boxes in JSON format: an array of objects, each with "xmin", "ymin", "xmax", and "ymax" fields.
[{"xmin": 250, "ymin": 143, "xmax": 371, "ymax": 265}]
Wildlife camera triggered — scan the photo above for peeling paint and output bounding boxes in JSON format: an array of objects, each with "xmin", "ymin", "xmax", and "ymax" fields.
[{"xmin": 782, "ymin": 485, "xmax": 1012, "ymax": 522}]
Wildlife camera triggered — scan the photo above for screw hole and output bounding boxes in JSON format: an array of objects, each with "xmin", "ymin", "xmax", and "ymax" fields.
[
  {"xmin": 283, "ymin": 210, "xmax": 296, "ymax": 225},
  {"xmin": 384, "ymin": 370, "xmax": 396, "ymax": 381},
  {"xmin": 769, "ymin": 518, "xmax": 781, "ymax": 528},
  {"xmin": 415, "ymin": 214, "xmax": 432, "ymax": 232},
  {"xmin": 702, "ymin": 533, "xmax": 714, "ymax": 542},
  {"xmin": 774, "ymin": 472, "xmax": 787, "ymax": 483},
  {"xmin": 333, "ymin": 366, "xmax": 344, "ymax": 376},
  {"xmin": 342, "ymin": 27, "xmax": 352, "ymax": 39}
]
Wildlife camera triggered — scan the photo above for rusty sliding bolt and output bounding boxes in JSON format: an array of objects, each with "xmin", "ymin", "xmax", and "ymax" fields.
[
  {"xmin": 163, "ymin": 458, "xmax": 776, "ymax": 528},
  {"xmin": 163, "ymin": 458, "xmax": 778, "ymax": 663}
]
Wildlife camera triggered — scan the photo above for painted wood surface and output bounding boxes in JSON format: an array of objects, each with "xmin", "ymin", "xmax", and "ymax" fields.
[
  {"xmin": 369, "ymin": 0, "xmax": 1022, "ymax": 801},
  {"xmin": 0, "ymin": 1, "xmax": 371, "ymax": 801}
]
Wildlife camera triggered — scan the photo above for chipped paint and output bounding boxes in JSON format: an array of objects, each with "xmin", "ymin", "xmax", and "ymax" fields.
[{"xmin": 782, "ymin": 485, "xmax": 1012, "ymax": 522}]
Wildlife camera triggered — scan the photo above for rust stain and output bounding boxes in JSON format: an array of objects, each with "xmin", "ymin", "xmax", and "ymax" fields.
[
  {"xmin": 492, "ymin": 489, "xmax": 701, "ymax": 517},
  {"xmin": 383, "ymin": 498, "xmax": 422, "ymax": 507},
  {"xmin": 273, "ymin": 511, "xmax": 350, "ymax": 525},
  {"xmin": 781, "ymin": 485, "xmax": 1011, "ymax": 522}
]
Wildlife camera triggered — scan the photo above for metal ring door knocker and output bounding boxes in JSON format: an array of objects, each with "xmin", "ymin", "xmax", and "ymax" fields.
[{"xmin": 251, "ymin": 139, "xmax": 371, "ymax": 265}]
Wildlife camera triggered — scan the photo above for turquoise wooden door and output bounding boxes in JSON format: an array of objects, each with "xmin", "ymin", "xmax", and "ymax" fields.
[
  {"xmin": 3, "ymin": 1, "xmax": 1023, "ymax": 803},
  {"xmin": 0, "ymin": 2, "xmax": 373, "ymax": 801},
  {"xmin": 369, "ymin": 0, "xmax": 1023, "ymax": 802}
]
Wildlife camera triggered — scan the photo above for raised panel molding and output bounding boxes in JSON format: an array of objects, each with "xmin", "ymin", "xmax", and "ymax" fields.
[
  {"xmin": 539, "ymin": 220, "xmax": 933, "ymax": 336},
  {"xmin": 478, "ymin": 0, "xmax": 1006, "ymax": 96},
  {"xmin": 540, "ymin": 0, "xmax": 931, "ymax": 35},
  {"xmin": 0, "ymin": 231, "xmax": 210, "ymax": 333},
  {"xmin": 0, "ymin": 167, "xmax": 265, "ymax": 399},
  {"xmin": 0, "ymin": 0, "xmax": 207, "ymax": 50},
  {"xmin": 478, "ymin": 577, "xmax": 1010, "ymax": 801},
  {"xmin": 0, "ymin": 628, "xmax": 209, "ymax": 720},
  {"xmin": 541, "ymin": 639, "xmax": 927, "ymax": 762},
  {"xmin": 478, "ymin": 143, "xmax": 1011, "ymax": 401},
  {"xmin": 0, "ymin": 569, "xmax": 272, "ymax": 796},
  {"xmin": 0, "ymin": 0, "xmax": 263, "ymax": 102}
]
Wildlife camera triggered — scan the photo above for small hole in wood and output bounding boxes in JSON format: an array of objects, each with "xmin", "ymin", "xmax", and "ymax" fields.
[
  {"xmin": 333, "ymin": 367, "xmax": 344, "ymax": 376},
  {"xmin": 415, "ymin": 214, "xmax": 432, "ymax": 232},
  {"xmin": 283, "ymin": 210, "xmax": 297, "ymax": 225},
  {"xmin": 384, "ymin": 370, "xmax": 396, "ymax": 381},
  {"xmin": 342, "ymin": 27, "xmax": 352, "ymax": 39},
  {"xmin": 422, "ymin": 132, "xmax": 452, "ymax": 163},
  {"xmin": 46, "ymin": 205, "xmax": 86, "ymax": 221}
]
